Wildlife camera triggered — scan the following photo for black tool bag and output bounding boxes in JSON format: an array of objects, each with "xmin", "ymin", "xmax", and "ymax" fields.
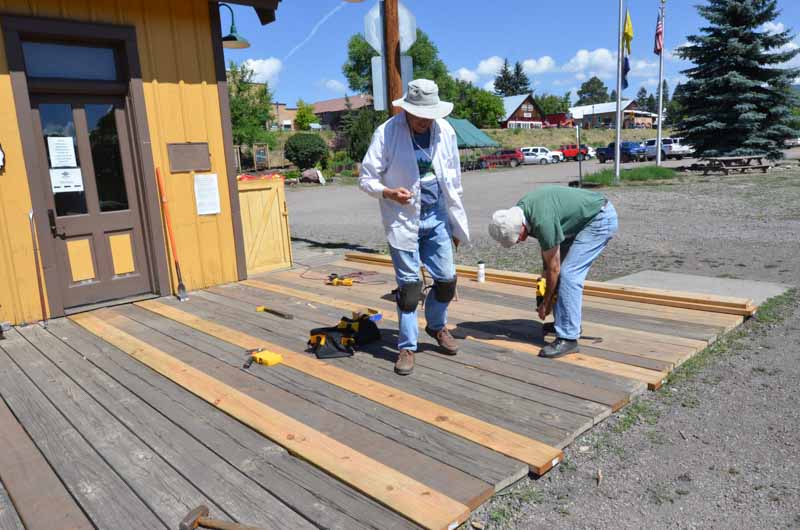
[{"xmin": 307, "ymin": 316, "xmax": 381, "ymax": 359}]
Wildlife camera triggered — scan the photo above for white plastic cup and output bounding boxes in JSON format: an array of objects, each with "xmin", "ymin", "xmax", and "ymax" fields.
[{"xmin": 477, "ymin": 261, "xmax": 486, "ymax": 283}]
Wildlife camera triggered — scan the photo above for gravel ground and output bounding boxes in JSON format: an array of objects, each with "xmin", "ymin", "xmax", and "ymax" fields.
[{"xmin": 286, "ymin": 155, "xmax": 800, "ymax": 529}]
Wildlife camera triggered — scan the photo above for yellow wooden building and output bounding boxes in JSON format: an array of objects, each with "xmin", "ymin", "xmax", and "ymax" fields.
[{"xmin": 0, "ymin": 0, "xmax": 290, "ymax": 325}]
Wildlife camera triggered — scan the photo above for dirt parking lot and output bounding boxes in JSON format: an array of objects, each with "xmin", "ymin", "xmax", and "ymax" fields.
[{"xmin": 286, "ymin": 155, "xmax": 800, "ymax": 529}]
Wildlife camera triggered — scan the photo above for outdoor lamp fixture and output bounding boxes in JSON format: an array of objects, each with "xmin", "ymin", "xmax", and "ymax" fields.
[{"xmin": 219, "ymin": 3, "xmax": 250, "ymax": 49}]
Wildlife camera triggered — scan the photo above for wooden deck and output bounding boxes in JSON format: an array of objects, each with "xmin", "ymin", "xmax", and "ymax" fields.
[{"xmin": 0, "ymin": 258, "xmax": 746, "ymax": 530}]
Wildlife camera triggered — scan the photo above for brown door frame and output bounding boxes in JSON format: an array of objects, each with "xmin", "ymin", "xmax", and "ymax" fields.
[{"xmin": 1, "ymin": 14, "xmax": 171, "ymax": 318}]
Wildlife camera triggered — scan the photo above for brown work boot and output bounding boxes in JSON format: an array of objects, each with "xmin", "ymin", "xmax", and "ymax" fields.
[
  {"xmin": 395, "ymin": 349, "xmax": 415, "ymax": 375},
  {"xmin": 425, "ymin": 326, "xmax": 458, "ymax": 355}
]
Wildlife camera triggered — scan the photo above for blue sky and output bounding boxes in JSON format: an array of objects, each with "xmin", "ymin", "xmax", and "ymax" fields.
[{"xmin": 221, "ymin": 0, "xmax": 800, "ymax": 105}]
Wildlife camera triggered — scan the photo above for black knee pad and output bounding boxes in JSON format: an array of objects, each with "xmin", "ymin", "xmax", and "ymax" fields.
[
  {"xmin": 396, "ymin": 281, "xmax": 423, "ymax": 312},
  {"xmin": 433, "ymin": 277, "xmax": 457, "ymax": 303}
]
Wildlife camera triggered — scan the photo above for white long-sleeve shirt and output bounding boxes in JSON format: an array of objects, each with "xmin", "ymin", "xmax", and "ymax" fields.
[{"xmin": 359, "ymin": 112, "xmax": 470, "ymax": 252}]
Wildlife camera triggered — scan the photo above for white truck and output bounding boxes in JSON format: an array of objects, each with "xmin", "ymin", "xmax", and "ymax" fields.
[
  {"xmin": 644, "ymin": 137, "xmax": 695, "ymax": 160},
  {"xmin": 521, "ymin": 146, "xmax": 564, "ymax": 164}
]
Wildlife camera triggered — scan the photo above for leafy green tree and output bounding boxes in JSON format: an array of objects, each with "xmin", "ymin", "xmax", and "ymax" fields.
[
  {"xmin": 493, "ymin": 58, "xmax": 515, "ymax": 97},
  {"xmin": 636, "ymin": 86, "xmax": 649, "ymax": 109},
  {"xmin": 227, "ymin": 61, "xmax": 275, "ymax": 147},
  {"xmin": 285, "ymin": 133, "xmax": 328, "ymax": 170},
  {"xmin": 646, "ymin": 93, "xmax": 658, "ymax": 114},
  {"xmin": 510, "ymin": 61, "xmax": 531, "ymax": 96},
  {"xmin": 677, "ymin": 0, "xmax": 800, "ymax": 158},
  {"xmin": 294, "ymin": 99, "xmax": 319, "ymax": 131},
  {"xmin": 448, "ymin": 80, "xmax": 505, "ymax": 128},
  {"xmin": 343, "ymin": 29, "xmax": 453, "ymax": 95},
  {"xmin": 536, "ymin": 92, "xmax": 571, "ymax": 115},
  {"xmin": 341, "ymin": 106, "xmax": 388, "ymax": 161},
  {"xmin": 576, "ymin": 76, "xmax": 610, "ymax": 105}
]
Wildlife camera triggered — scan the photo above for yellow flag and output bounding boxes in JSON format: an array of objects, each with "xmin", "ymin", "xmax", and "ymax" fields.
[{"xmin": 623, "ymin": 9, "xmax": 634, "ymax": 55}]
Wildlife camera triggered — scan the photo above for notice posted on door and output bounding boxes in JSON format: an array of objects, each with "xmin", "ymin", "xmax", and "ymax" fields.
[{"xmin": 194, "ymin": 173, "xmax": 221, "ymax": 215}]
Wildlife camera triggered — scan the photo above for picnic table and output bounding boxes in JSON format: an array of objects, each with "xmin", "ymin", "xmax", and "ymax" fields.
[{"xmin": 700, "ymin": 155, "xmax": 771, "ymax": 175}]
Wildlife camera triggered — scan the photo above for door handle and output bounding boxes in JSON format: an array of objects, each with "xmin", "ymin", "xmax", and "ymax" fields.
[{"xmin": 47, "ymin": 209, "xmax": 66, "ymax": 239}]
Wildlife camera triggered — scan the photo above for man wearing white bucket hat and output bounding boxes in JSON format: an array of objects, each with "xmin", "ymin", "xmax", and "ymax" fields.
[
  {"xmin": 360, "ymin": 79, "xmax": 469, "ymax": 375},
  {"xmin": 488, "ymin": 186, "xmax": 618, "ymax": 358}
]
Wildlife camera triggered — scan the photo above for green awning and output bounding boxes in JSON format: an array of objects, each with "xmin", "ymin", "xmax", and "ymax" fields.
[{"xmin": 445, "ymin": 117, "xmax": 500, "ymax": 149}]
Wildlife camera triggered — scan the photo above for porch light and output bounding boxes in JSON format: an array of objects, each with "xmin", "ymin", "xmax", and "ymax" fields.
[{"xmin": 220, "ymin": 3, "xmax": 250, "ymax": 49}]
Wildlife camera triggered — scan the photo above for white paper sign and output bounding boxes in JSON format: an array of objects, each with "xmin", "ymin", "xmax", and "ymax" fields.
[
  {"xmin": 47, "ymin": 136, "xmax": 77, "ymax": 168},
  {"xmin": 194, "ymin": 173, "xmax": 220, "ymax": 216},
  {"xmin": 49, "ymin": 168, "xmax": 85, "ymax": 193}
]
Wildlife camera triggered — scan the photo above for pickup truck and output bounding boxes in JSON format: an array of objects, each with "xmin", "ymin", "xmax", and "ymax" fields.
[
  {"xmin": 596, "ymin": 142, "xmax": 648, "ymax": 163},
  {"xmin": 644, "ymin": 137, "xmax": 695, "ymax": 160},
  {"xmin": 558, "ymin": 144, "xmax": 589, "ymax": 161}
]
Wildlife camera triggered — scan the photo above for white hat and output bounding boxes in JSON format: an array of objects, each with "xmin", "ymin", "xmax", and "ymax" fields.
[
  {"xmin": 393, "ymin": 79, "xmax": 454, "ymax": 120},
  {"xmin": 488, "ymin": 207, "xmax": 526, "ymax": 248}
]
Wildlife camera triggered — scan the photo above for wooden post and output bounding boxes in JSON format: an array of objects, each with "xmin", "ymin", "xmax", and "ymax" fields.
[{"xmin": 383, "ymin": 0, "xmax": 402, "ymax": 115}]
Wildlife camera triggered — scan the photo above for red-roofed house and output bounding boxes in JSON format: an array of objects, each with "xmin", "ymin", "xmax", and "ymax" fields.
[{"xmin": 313, "ymin": 94, "xmax": 373, "ymax": 130}]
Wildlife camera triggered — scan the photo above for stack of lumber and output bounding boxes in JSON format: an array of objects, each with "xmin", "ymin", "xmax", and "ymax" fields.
[{"xmin": 344, "ymin": 252, "xmax": 757, "ymax": 317}]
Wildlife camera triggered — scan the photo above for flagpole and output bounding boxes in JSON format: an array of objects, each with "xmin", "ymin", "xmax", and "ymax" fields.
[
  {"xmin": 655, "ymin": 0, "xmax": 666, "ymax": 166},
  {"xmin": 614, "ymin": 0, "xmax": 625, "ymax": 183}
]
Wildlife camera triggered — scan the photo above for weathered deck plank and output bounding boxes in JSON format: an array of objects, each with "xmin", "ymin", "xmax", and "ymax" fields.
[
  {"xmin": 0, "ymin": 480, "xmax": 24, "ymax": 530},
  {"xmin": 46, "ymin": 318, "xmax": 413, "ymax": 530},
  {"xmin": 119, "ymin": 304, "xmax": 527, "ymax": 492},
  {"xmin": 0, "ymin": 330, "xmax": 167, "ymax": 530}
]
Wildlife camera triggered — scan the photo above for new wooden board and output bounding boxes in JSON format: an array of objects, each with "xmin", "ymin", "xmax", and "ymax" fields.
[
  {"xmin": 133, "ymin": 299, "xmax": 564, "ymax": 475},
  {"xmin": 342, "ymin": 253, "xmax": 756, "ymax": 315},
  {"xmin": 105, "ymin": 308, "xmax": 494, "ymax": 511},
  {"xmin": 71, "ymin": 311, "xmax": 471, "ymax": 530},
  {"xmin": 119, "ymin": 303, "xmax": 528, "ymax": 493},
  {"xmin": 0, "ymin": 392, "xmax": 94, "ymax": 530},
  {"xmin": 45, "ymin": 319, "xmax": 412, "ymax": 530}
]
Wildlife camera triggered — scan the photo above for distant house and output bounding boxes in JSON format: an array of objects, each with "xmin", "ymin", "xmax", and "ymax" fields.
[
  {"xmin": 313, "ymin": 94, "xmax": 373, "ymax": 130},
  {"xmin": 500, "ymin": 94, "xmax": 547, "ymax": 129},
  {"xmin": 270, "ymin": 102, "xmax": 297, "ymax": 131},
  {"xmin": 569, "ymin": 100, "xmax": 657, "ymax": 129}
]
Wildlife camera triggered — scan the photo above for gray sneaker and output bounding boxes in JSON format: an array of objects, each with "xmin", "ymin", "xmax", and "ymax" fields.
[
  {"xmin": 395, "ymin": 349, "xmax": 415, "ymax": 375},
  {"xmin": 539, "ymin": 338, "xmax": 579, "ymax": 359}
]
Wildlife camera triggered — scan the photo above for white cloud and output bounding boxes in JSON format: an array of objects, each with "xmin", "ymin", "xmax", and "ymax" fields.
[
  {"xmin": 562, "ymin": 48, "xmax": 616, "ymax": 76},
  {"xmin": 243, "ymin": 58, "xmax": 282, "ymax": 85},
  {"xmin": 483, "ymin": 80, "xmax": 496, "ymax": 93},
  {"xmin": 522, "ymin": 56, "xmax": 556, "ymax": 74},
  {"xmin": 477, "ymin": 56, "xmax": 504, "ymax": 76},
  {"xmin": 761, "ymin": 21, "xmax": 785, "ymax": 34},
  {"xmin": 575, "ymin": 72, "xmax": 586, "ymax": 81},
  {"xmin": 645, "ymin": 78, "xmax": 659, "ymax": 87},
  {"xmin": 452, "ymin": 67, "xmax": 479, "ymax": 84},
  {"xmin": 323, "ymin": 79, "xmax": 347, "ymax": 93},
  {"xmin": 630, "ymin": 58, "xmax": 658, "ymax": 77},
  {"xmin": 666, "ymin": 41, "xmax": 691, "ymax": 62}
]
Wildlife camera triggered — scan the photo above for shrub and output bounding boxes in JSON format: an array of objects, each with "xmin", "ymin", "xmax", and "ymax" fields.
[{"xmin": 285, "ymin": 133, "xmax": 328, "ymax": 170}]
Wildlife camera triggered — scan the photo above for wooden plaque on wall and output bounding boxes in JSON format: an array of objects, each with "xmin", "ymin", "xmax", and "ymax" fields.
[{"xmin": 167, "ymin": 143, "xmax": 211, "ymax": 173}]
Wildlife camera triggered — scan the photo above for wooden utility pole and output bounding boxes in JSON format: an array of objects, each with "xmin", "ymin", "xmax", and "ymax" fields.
[{"xmin": 382, "ymin": 0, "xmax": 402, "ymax": 115}]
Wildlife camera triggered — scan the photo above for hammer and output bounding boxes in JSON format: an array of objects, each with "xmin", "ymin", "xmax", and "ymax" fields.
[{"xmin": 179, "ymin": 505, "xmax": 267, "ymax": 530}]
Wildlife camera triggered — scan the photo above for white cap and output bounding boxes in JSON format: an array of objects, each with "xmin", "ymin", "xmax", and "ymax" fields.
[{"xmin": 488, "ymin": 207, "xmax": 525, "ymax": 248}]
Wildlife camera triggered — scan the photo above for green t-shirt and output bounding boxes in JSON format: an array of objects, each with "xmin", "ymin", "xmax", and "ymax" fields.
[{"xmin": 516, "ymin": 185, "xmax": 606, "ymax": 250}]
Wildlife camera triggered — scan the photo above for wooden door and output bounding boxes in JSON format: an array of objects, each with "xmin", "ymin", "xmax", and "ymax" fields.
[
  {"xmin": 31, "ymin": 95, "xmax": 153, "ymax": 309},
  {"xmin": 238, "ymin": 179, "xmax": 293, "ymax": 275}
]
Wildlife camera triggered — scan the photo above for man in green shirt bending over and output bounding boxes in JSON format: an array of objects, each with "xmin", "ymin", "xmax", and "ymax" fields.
[{"xmin": 488, "ymin": 185, "xmax": 618, "ymax": 358}]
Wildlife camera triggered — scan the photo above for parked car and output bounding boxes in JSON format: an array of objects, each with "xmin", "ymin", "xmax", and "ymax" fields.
[
  {"xmin": 644, "ymin": 137, "xmax": 695, "ymax": 160},
  {"xmin": 479, "ymin": 149, "xmax": 524, "ymax": 168},
  {"xmin": 580, "ymin": 144, "xmax": 596, "ymax": 159},
  {"xmin": 521, "ymin": 146, "xmax": 560, "ymax": 165},
  {"xmin": 559, "ymin": 144, "xmax": 590, "ymax": 161},
  {"xmin": 785, "ymin": 137, "xmax": 800, "ymax": 147},
  {"xmin": 596, "ymin": 142, "xmax": 648, "ymax": 163},
  {"xmin": 550, "ymin": 149, "xmax": 565, "ymax": 162}
]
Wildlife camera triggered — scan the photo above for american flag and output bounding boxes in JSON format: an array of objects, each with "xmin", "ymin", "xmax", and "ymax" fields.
[{"xmin": 654, "ymin": 12, "xmax": 664, "ymax": 55}]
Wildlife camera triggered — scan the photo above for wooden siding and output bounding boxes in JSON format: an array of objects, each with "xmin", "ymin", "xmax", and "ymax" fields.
[{"xmin": 0, "ymin": 0, "xmax": 238, "ymax": 324}]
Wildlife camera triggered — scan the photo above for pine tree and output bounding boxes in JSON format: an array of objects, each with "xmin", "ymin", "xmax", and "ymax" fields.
[
  {"xmin": 636, "ymin": 87, "xmax": 649, "ymax": 109},
  {"xmin": 576, "ymin": 76, "xmax": 610, "ymax": 105},
  {"xmin": 677, "ymin": 0, "xmax": 800, "ymax": 159},
  {"xmin": 510, "ymin": 61, "xmax": 531, "ymax": 95},
  {"xmin": 609, "ymin": 89, "xmax": 618, "ymax": 103},
  {"xmin": 660, "ymin": 79, "xmax": 671, "ymax": 107},
  {"xmin": 493, "ymin": 59, "xmax": 515, "ymax": 97},
  {"xmin": 646, "ymin": 93, "xmax": 658, "ymax": 113}
]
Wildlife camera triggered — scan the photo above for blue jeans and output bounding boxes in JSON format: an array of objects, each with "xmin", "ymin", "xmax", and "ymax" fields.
[
  {"xmin": 554, "ymin": 203, "xmax": 619, "ymax": 340},
  {"xmin": 389, "ymin": 205, "xmax": 455, "ymax": 351}
]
